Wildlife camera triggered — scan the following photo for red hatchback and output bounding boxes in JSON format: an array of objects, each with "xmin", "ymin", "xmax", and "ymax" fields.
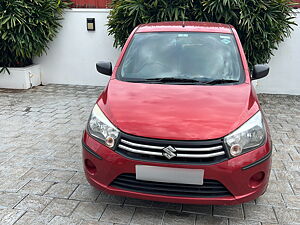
[{"xmin": 82, "ymin": 22, "xmax": 272, "ymax": 205}]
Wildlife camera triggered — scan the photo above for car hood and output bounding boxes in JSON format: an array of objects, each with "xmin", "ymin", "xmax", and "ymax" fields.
[{"xmin": 97, "ymin": 79, "xmax": 259, "ymax": 140}]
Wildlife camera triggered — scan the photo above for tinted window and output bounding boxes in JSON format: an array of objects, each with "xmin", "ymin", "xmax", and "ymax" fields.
[{"xmin": 117, "ymin": 32, "xmax": 244, "ymax": 84}]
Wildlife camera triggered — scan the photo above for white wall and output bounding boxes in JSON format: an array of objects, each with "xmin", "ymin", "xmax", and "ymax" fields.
[
  {"xmin": 35, "ymin": 9, "xmax": 300, "ymax": 95},
  {"xmin": 256, "ymin": 10, "xmax": 300, "ymax": 95},
  {"xmin": 35, "ymin": 9, "xmax": 120, "ymax": 86}
]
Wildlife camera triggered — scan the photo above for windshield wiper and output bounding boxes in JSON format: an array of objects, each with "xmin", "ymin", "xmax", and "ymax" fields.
[
  {"xmin": 201, "ymin": 79, "xmax": 240, "ymax": 85},
  {"xmin": 128, "ymin": 77, "xmax": 239, "ymax": 85},
  {"xmin": 145, "ymin": 77, "xmax": 200, "ymax": 83}
]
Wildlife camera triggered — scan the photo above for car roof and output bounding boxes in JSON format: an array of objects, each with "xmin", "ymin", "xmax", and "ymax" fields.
[{"xmin": 136, "ymin": 21, "xmax": 233, "ymax": 34}]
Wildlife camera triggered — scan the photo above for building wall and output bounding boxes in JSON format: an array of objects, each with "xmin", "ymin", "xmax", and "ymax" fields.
[
  {"xmin": 70, "ymin": 0, "xmax": 110, "ymax": 8},
  {"xmin": 69, "ymin": 0, "xmax": 300, "ymax": 9},
  {"xmin": 35, "ymin": 9, "xmax": 120, "ymax": 86},
  {"xmin": 35, "ymin": 9, "xmax": 300, "ymax": 94},
  {"xmin": 256, "ymin": 10, "xmax": 300, "ymax": 95}
]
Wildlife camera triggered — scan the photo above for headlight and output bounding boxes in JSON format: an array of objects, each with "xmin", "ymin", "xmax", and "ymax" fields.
[
  {"xmin": 87, "ymin": 104, "xmax": 119, "ymax": 148},
  {"xmin": 224, "ymin": 111, "xmax": 266, "ymax": 157}
]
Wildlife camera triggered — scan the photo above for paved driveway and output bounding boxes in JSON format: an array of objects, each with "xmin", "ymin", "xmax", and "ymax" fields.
[{"xmin": 0, "ymin": 85, "xmax": 299, "ymax": 225}]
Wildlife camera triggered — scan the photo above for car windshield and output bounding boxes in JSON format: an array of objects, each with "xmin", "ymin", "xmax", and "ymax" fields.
[{"xmin": 117, "ymin": 32, "xmax": 244, "ymax": 84}]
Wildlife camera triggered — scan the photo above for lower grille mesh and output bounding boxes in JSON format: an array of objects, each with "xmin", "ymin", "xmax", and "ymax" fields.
[{"xmin": 110, "ymin": 174, "xmax": 232, "ymax": 198}]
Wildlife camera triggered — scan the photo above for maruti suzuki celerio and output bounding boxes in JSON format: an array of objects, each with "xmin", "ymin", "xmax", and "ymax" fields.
[{"xmin": 82, "ymin": 22, "xmax": 272, "ymax": 205}]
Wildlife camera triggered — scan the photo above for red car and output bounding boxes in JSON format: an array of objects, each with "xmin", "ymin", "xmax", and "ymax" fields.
[{"xmin": 82, "ymin": 22, "xmax": 272, "ymax": 205}]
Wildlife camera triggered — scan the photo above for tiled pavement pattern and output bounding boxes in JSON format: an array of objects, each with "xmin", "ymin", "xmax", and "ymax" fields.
[{"xmin": 0, "ymin": 84, "xmax": 299, "ymax": 225}]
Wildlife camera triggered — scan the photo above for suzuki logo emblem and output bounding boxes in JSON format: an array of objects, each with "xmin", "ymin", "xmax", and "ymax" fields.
[{"xmin": 162, "ymin": 146, "xmax": 176, "ymax": 159}]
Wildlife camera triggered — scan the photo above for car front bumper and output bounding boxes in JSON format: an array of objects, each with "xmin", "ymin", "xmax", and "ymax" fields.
[{"xmin": 82, "ymin": 131, "xmax": 272, "ymax": 205}]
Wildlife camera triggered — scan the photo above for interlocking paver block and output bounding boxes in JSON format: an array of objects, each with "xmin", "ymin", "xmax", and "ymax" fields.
[
  {"xmin": 0, "ymin": 192, "xmax": 26, "ymax": 208},
  {"xmin": 100, "ymin": 204, "xmax": 135, "ymax": 224},
  {"xmin": 229, "ymin": 218, "xmax": 260, "ymax": 225},
  {"xmin": 151, "ymin": 201, "xmax": 182, "ymax": 212},
  {"xmin": 244, "ymin": 204, "xmax": 277, "ymax": 223},
  {"xmin": 255, "ymin": 192, "xmax": 285, "ymax": 207},
  {"xmin": 71, "ymin": 202, "xmax": 106, "ymax": 220},
  {"xmin": 68, "ymin": 172, "xmax": 90, "ymax": 185},
  {"xmin": 0, "ymin": 178, "xmax": 29, "ymax": 192},
  {"xmin": 0, "ymin": 208, "xmax": 25, "ymax": 225},
  {"xmin": 79, "ymin": 220, "xmax": 114, "ymax": 225},
  {"xmin": 44, "ymin": 170, "xmax": 76, "ymax": 183},
  {"xmin": 284, "ymin": 162, "xmax": 300, "ymax": 171},
  {"xmin": 15, "ymin": 194, "xmax": 53, "ymax": 212},
  {"xmin": 267, "ymin": 180, "xmax": 294, "ymax": 194},
  {"xmin": 213, "ymin": 205, "xmax": 244, "ymax": 219},
  {"xmin": 96, "ymin": 191, "xmax": 125, "ymax": 205},
  {"xmin": 20, "ymin": 168, "xmax": 51, "ymax": 181},
  {"xmin": 163, "ymin": 211, "xmax": 196, "ymax": 225},
  {"xmin": 130, "ymin": 207, "xmax": 164, "ymax": 225},
  {"xmin": 282, "ymin": 194, "xmax": 300, "ymax": 209},
  {"xmin": 70, "ymin": 184, "xmax": 101, "ymax": 201},
  {"xmin": 290, "ymin": 181, "xmax": 300, "ymax": 195},
  {"xmin": 274, "ymin": 170, "xmax": 300, "ymax": 181},
  {"xmin": 14, "ymin": 212, "xmax": 54, "ymax": 225},
  {"xmin": 274, "ymin": 207, "xmax": 300, "ymax": 224},
  {"xmin": 195, "ymin": 215, "xmax": 228, "ymax": 225},
  {"xmin": 42, "ymin": 198, "xmax": 79, "ymax": 217},
  {"xmin": 48, "ymin": 216, "xmax": 79, "ymax": 225},
  {"xmin": 182, "ymin": 204, "xmax": 212, "ymax": 215},
  {"xmin": 20, "ymin": 180, "xmax": 53, "ymax": 195},
  {"xmin": 44, "ymin": 182, "xmax": 78, "ymax": 198},
  {"xmin": 0, "ymin": 166, "xmax": 31, "ymax": 180},
  {"xmin": 124, "ymin": 198, "xmax": 153, "ymax": 208}
]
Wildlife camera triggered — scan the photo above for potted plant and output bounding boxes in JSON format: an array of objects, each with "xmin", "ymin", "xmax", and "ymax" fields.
[{"xmin": 0, "ymin": 0, "xmax": 69, "ymax": 89}]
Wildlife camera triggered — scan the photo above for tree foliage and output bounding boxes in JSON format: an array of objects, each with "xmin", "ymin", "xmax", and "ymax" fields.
[
  {"xmin": 0, "ymin": 0, "xmax": 70, "ymax": 72},
  {"xmin": 108, "ymin": 0, "xmax": 296, "ymax": 68}
]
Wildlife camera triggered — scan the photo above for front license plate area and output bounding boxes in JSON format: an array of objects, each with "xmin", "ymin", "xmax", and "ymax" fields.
[{"xmin": 136, "ymin": 165, "xmax": 204, "ymax": 185}]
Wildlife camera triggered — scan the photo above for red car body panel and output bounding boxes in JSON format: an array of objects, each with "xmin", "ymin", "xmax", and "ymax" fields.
[
  {"xmin": 136, "ymin": 21, "xmax": 233, "ymax": 34},
  {"xmin": 98, "ymin": 80, "xmax": 259, "ymax": 140},
  {"xmin": 82, "ymin": 22, "xmax": 272, "ymax": 205},
  {"xmin": 83, "ymin": 131, "xmax": 271, "ymax": 205}
]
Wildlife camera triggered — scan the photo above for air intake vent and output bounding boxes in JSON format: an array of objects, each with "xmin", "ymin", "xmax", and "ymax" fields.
[{"xmin": 110, "ymin": 174, "xmax": 232, "ymax": 198}]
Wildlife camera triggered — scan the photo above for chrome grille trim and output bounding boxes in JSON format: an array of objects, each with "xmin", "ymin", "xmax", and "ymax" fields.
[
  {"xmin": 118, "ymin": 144, "xmax": 162, "ymax": 156},
  {"xmin": 176, "ymin": 152, "xmax": 225, "ymax": 158},
  {"xmin": 118, "ymin": 138, "xmax": 226, "ymax": 159},
  {"xmin": 115, "ymin": 132, "xmax": 229, "ymax": 164},
  {"xmin": 120, "ymin": 139, "xmax": 223, "ymax": 152},
  {"xmin": 175, "ymin": 146, "xmax": 223, "ymax": 152},
  {"xmin": 120, "ymin": 139, "xmax": 163, "ymax": 150}
]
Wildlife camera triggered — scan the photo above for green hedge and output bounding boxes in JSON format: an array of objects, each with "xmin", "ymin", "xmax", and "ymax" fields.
[
  {"xmin": 0, "ymin": 0, "xmax": 70, "ymax": 73},
  {"xmin": 108, "ymin": 0, "xmax": 296, "ymax": 68}
]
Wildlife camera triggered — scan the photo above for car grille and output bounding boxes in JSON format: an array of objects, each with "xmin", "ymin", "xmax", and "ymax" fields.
[
  {"xmin": 115, "ymin": 133, "xmax": 228, "ymax": 164},
  {"xmin": 110, "ymin": 174, "xmax": 232, "ymax": 198}
]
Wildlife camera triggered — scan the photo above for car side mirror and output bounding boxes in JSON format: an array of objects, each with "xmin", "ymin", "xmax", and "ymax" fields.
[
  {"xmin": 252, "ymin": 64, "xmax": 269, "ymax": 80},
  {"xmin": 96, "ymin": 61, "xmax": 112, "ymax": 76}
]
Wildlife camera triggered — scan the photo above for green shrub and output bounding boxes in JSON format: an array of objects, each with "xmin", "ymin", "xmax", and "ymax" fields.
[
  {"xmin": 0, "ymin": 0, "xmax": 70, "ymax": 73},
  {"xmin": 108, "ymin": 0, "xmax": 296, "ymax": 68}
]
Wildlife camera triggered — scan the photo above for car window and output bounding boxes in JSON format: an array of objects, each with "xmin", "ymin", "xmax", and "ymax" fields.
[{"xmin": 117, "ymin": 32, "xmax": 244, "ymax": 84}]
